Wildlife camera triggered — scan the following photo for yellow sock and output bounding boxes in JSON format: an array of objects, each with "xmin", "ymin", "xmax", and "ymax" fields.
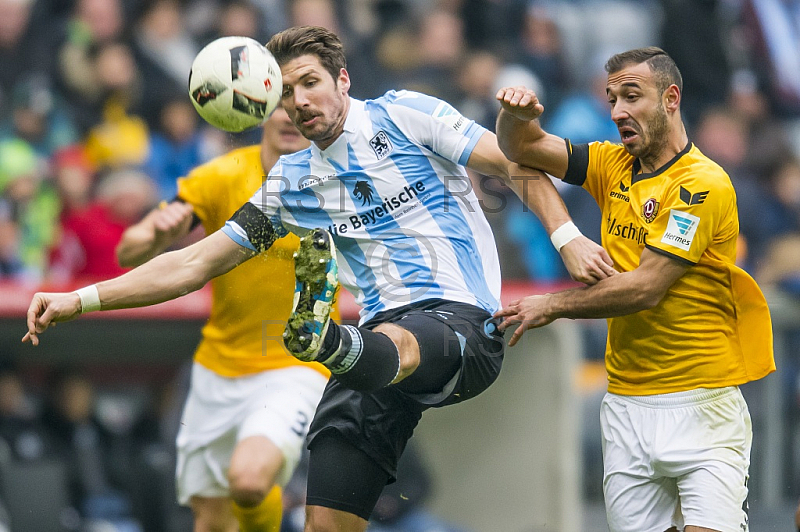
[{"xmin": 231, "ymin": 485, "xmax": 283, "ymax": 532}]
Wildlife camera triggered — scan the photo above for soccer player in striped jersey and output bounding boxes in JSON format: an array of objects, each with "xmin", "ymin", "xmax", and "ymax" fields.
[
  {"xmin": 495, "ymin": 47, "xmax": 775, "ymax": 532},
  {"xmin": 24, "ymin": 26, "xmax": 614, "ymax": 531},
  {"xmin": 114, "ymin": 107, "xmax": 329, "ymax": 532}
]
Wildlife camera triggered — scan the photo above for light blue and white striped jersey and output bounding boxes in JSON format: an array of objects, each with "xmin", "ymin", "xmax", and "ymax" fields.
[{"xmin": 224, "ymin": 90, "xmax": 501, "ymax": 324}]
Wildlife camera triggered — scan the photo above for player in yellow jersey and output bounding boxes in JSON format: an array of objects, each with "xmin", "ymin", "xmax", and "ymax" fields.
[
  {"xmin": 494, "ymin": 47, "xmax": 775, "ymax": 532},
  {"xmin": 115, "ymin": 108, "xmax": 330, "ymax": 532}
]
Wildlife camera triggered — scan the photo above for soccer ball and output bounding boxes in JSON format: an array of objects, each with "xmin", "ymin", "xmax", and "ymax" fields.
[{"xmin": 188, "ymin": 36, "xmax": 282, "ymax": 133}]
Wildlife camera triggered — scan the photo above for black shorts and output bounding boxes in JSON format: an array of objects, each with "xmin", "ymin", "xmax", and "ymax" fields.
[{"xmin": 306, "ymin": 299, "xmax": 504, "ymax": 481}]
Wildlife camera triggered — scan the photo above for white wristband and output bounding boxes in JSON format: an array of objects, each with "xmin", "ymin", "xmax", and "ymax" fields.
[
  {"xmin": 75, "ymin": 285, "xmax": 101, "ymax": 314},
  {"xmin": 550, "ymin": 221, "xmax": 582, "ymax": 251}
]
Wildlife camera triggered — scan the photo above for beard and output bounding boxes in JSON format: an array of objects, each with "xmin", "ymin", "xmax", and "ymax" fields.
[{"xmin": 627, "ymin": 102, "xmax": 669, "ymax": 164}]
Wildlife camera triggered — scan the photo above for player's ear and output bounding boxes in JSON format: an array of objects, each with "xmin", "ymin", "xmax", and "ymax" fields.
[
  {"xmin": 664, "ymin": 84, "xmax": 680, "ymax": 113},
  {"xmin": 337, "ymin": 68, "xmax": 350, "ymax": 93}
]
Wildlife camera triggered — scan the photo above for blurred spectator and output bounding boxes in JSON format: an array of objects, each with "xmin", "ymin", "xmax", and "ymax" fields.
[
  {"xmin": 455, "ymin": 50, "xmax": 502, "ymax": 130},
  {"xmin": 0, "ymin": 138, "xmax": 59, "ymax": 283},
  {"xmin": 756, "ymin": 157, "xmax": 800, "ymax": 292},
  {"xmin": 403, "ymin": 9, "xmax": 465, "ymax": 102},
  {"xmin": 145, "ymin": 98, "xmax": 207, "ymax": 200},
  {"xmin": 56, "ymin": 0, "xmax": 127, "ymax": 129},
  {"xmin": 50, "ymin": 167, "xmax": 156, "ymax": 280},
  {"xmin": 692, "ymin": 106, "xmax": 779, "ymax": 272},
  {"xmin": 659, "ymin": 0, "xmax": 734, "ymax": 126},
  {"xmin": 41, "ymin": 368, "xmax": 143, "ymax": 532},
  {"xmin": 0, "ymin": 0, "xmax": 58, "ymax": 119},
  {"xmin": 0, "ymin": 364, "xmax": 49, "ymax": 462},
  {"xmin": 741, "ymin": 0, "xmax": 800, "ymax": 116},
  {"xmin": 517, "ymin": 4, "xmax": 569, "ymax": 105},
  {"xmin": 544, "ymin": 52, "xmax": 619, "ymax": 144},
  {"xmin": 458, "ymin": 0, "xmax": 525, "ymax": 53},
  {"xmin": 131, "ymin": 0, "xmax": 197, "ymax": 128},
  {"xmin": 83, "ymin": 42, "xmax": 151, "ymax": 170},
  {"xmin": 0, "ymin": 74, "xmax": 78, "ymax": 158}
]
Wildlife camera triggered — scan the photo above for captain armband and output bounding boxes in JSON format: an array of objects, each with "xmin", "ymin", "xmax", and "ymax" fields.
[{"xmin": 229, "ymin": 203, "xmax": 278, "ymax": 253}]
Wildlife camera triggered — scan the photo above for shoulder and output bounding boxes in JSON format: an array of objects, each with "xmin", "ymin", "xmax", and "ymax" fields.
[
  {"xmin": 676, "ymin": 145, "xmax": 735, "ymax": 198},
  {"xmin": 369, "ymin": 89, "xmax": 454, "ymax": 116},
  {"xmin": 587, "ymin": 140, "xmax": 631, "ymax": 165},
  {"xmin": 275, "ymin": 147, "xmax": 313, "ymax": 169}
]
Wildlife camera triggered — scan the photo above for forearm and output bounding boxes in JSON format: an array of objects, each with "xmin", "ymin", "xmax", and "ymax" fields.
[
  {"xmin": 116, "ymin": 222, "xmax": 171, "ymax": 267},
  {"xmin": 505, "ymin": 165, "xmax": 571, "ymax": 234},
  {"xmin": 99, "ymin": 232, "xmax": 253, "ymax": 311},
  {"xmin": 98, "ymin": 248, "xmax": 211, "ymax": 309},
  {"xmin": 547, "ymin": 271, "xmax": 660, "ymax": 320},
  {"xmin": 496, "ymin": 110, "xmax": 547, "ymax": 162}
]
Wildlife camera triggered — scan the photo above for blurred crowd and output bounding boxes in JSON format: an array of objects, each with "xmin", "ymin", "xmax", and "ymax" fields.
[
  {"xmin": 0, "ymin": 0, "xmax": 797, "ymax": 287},
  {"xmin": 0, "ymin": 0, "xmax": 799, "ymax": 530}
]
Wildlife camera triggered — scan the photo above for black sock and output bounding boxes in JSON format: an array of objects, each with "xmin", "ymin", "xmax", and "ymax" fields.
[{"xmin": 319, "ymin": 324, "xmax": 400, "ymax": 392}]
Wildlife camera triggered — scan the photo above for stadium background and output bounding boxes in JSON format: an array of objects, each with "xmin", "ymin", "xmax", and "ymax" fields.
[{"xmin": 0, "ymin": 0, "xmax": 798, "ymax": 530}]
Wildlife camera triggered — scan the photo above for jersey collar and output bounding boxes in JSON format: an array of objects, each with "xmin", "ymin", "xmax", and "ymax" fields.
[
  {"xmin": 631, "ymin": 141, "xmax": 692, "ymax": 185},
  {"xmin": 311, "ymin": 97, "xmax": 365, "ymax": 162}
]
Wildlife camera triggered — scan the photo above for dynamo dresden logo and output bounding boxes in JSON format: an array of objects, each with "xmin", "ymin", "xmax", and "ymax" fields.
[{"xmin": 641, "ymin": 197, "xmax": 660, "ymax": 223}]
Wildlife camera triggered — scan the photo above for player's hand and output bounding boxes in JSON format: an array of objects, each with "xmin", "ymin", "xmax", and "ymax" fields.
[
  {"xmin": 494, "ymin": 295, "xmax": 554, "ymax": 347},
  {"xmin": 153, "ymin": 202, "xmax": 194, "ymax": 241},
  {"xmin": 22, "ymin": 292, "xmax": 82, "ymax": 346},
  {"xmin": 496, "ymin": 86, "xmax": 544, "ymax": 122},
  {"xmin": 560, "ymin": 236, "xmax": 616, "ymax": 285}
]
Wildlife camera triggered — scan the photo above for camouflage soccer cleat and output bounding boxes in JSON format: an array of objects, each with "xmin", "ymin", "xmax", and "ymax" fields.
[{"xmin": 283, "ymin": 228, "xmax": 339, "ymax": 361}]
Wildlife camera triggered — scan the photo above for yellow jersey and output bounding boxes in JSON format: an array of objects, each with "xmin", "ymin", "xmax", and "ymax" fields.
[
  {"xmin": 565, "ymin": 140, "xmax": 774, "ymax": 395},
  {"xmin": 177, "ymin": 145, "xmax": 331, "ymax": 378}
]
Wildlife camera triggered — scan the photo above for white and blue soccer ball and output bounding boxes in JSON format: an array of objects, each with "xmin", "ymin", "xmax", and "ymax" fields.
[{"xmin": 188, "ymin": 36, "xmax": 282, "ymax": 133}]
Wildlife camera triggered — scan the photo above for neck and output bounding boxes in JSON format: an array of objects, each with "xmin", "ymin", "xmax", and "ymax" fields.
[{"xmin": 639, "ymin": 121, "xmax": 688, "ymax": 174}]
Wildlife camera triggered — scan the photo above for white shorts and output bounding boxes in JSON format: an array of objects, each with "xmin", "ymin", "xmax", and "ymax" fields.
[
  {"xmin": 175, "ymin": 363, "xmax": 328, "ymax": 505},
  {"xmin": 600, "ymin": 387, "xmax": 751, "ymax": 532}
]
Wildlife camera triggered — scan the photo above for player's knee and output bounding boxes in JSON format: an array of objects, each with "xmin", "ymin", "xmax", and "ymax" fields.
[
  {"xmin": 228, "ymin": 468, "xmax": 268, "ymax": 507},
  {"xmin": 373, "ymin": 324, "xmax": 419, "ymax": 382}
]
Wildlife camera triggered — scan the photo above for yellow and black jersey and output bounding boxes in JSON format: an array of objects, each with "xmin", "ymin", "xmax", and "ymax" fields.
[
  {"xmin": 177, "ymin": 145, "xmax": 331, "ymax": 378},
  {"xmin": 564, "ymin": 140, "xmax": 774, "ymax": 395}
]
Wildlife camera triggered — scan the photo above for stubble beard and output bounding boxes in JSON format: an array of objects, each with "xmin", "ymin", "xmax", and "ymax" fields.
[{"xmin": 630, "ymin": 103, "xmax": 669, "ymax": 169}]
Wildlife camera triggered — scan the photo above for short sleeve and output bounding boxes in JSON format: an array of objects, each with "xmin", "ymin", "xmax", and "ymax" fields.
[
  {"xmin": 566, "ymin": 140, "xmax": 620, "ymax": 212},
  {"xmin": 645, "ymin": 177, "xmax": 736, "ymax": 264},
  {"xmin": 383, "ymin": 91, "xmax": 487, "ymax": 166},
  {"xmin": 222, "ymin": 160, "xmax": 288, "ymax": 251},
  {"xmin": 176, "ymin": 164, "xmax": 216, "ymax": 225}
]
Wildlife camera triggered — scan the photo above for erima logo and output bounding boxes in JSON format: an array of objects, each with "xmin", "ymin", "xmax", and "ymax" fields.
[
  {"xmin": 609, "ymin": 181, "xmax": 630, "ymax": 201},
  {"xmin": 353, "ymin": 180, "xmax": 375, "ymax": 206},
  {"xmin": 369, "ymin": 131, "xmax": 393, "ymax": 160},
  {"xmin": 661, "ymin": 209, "xmax": 700, "ymax": 252},
  {"xmin": 679, "ymin": 186, "xmax": 709, "ymax": 205}
]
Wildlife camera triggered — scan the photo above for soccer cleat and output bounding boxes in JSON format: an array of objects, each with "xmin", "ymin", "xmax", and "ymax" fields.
[{"xmin": 283, "ymin": 228, "xmax": 338, "ymax": 361}]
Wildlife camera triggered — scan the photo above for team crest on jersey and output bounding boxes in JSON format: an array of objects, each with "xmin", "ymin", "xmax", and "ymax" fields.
[
  {"xmin": 369, "ymin": 131, "xmax": 393, "ymax": 160},
  {"xmin": 641, "ymin": 197, "xmax": 660, "ymax": 223},
  {"xmin": 353, "ymin": 180, "xmax": 375, "ymax": 206}
]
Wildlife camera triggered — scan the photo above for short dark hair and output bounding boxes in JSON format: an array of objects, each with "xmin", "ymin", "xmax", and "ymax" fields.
[
  {"xmin": 266, "ymin": 26, "xmax": 346, "ymax": 82},
  {"xmin": 605, "ymin": 47, "xmax": 683, "ymax": 95}
]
